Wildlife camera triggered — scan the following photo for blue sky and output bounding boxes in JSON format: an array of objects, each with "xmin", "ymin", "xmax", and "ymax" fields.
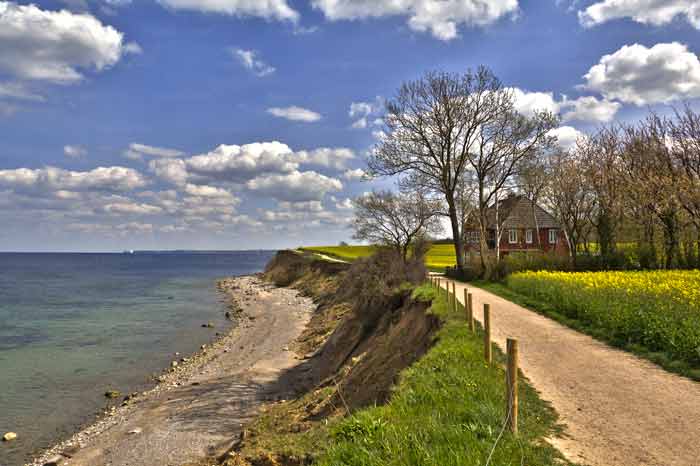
[{"xmin": 1, "ymin": 0, "xmax": 700, "ymax": 251}]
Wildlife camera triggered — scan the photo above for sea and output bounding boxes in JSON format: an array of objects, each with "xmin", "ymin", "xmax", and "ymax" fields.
[{"xmin": 0, "ymin": 250, "xmax": 275, "ymax": 466}]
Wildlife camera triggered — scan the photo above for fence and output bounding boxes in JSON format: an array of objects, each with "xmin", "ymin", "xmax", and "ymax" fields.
[{"xmin": 429, "ymin": 275, "xmax": 519, "ymax": 435}]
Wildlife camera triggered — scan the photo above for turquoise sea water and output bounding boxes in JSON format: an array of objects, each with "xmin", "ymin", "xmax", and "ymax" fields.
[{"xmin": 0, "ymin": 251, "xmax": 274, "ymax": 466}]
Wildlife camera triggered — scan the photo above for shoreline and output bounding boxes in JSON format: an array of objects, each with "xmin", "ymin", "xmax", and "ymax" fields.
[{"xmin": 28, "ymin": 274, "xmax": 315, "ymax": 466}]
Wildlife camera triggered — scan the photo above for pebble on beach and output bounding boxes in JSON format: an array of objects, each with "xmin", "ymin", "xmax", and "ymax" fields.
[{"xmin": 3, "ymin": 432, "xmax": 17, "ymax": 442}]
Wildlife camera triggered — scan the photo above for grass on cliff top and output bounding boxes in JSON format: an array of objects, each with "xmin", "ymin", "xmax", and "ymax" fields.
[
  {"xmin": 301, "ymin": 244, "xmax": 457, "ymax": 271},
  {"xmin": 238, "ymin": 283, "xmax": 570, "ymax": 466}
]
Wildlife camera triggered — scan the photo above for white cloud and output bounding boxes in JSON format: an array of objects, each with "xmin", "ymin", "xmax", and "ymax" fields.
[
  {"xmin": 230, "ymin": 48, "xmax": 276, "ymax": 77},
  {"xmin": 579, "ymin": 0, "xmax": 700, "ymax": 29},
  {"xmin": 149, "ymin": 158, "xmax": 189, "ymax": 186},
  {"xmin": 349, "ymin": 98, "xmax": 383, "ymax": 129},
  {"xmin": 247, "ymin": 170, "xmax": 343, "ymax": 201},
  {"xmin": 548, "ymin": 126, "xmax": 586, "ymax": 151},
  {"xmin": 0, "ymin": 2, "xmax": 137, "ymax": 84},
  {"xmin": 278, "ymin": 200, "xmax": 324, "ymax": 212},
  {"xmin": 64, "ymin": 145, "xmax": 87, "ymax": 158},
  {"xmin": 0, "ymin": 82, "xmax": 44, "ymax": 101},
  {"xmin": 342, "ymin": 168, "xmax": 366, "ymax": 181},
  {"xmin": 312, "ymin": 0, "xmax": 519, "ymax": 41},
  {"xmin": 296, "ymin": 147, "xmax": 355, "ymax": 170},
  {"xmin": 560, "ymin": 96, "xmax": 621, "ymax": 123},
  {"xmin": 157, "ymin": 0, "xmax": 299, "ymax": 21},
  {"xmin": 267, "ymin": 106, "xmax": 322, "ymax": 122},
  {"xmin": 0, "ymin": 166, "xmax": 147, "ymax": 192},
  {"xmin": 185, "ymin": 142, "xmax": 298, "ymax": 182},
  {"xmin": 103, "ymin": 201, "xmax": 162, "ymax": 215},
  {"xmin": 335, "ymin": 198, "xmax": 354, "ymax": 210},
  {"xmin": 509, "ymin": 87, "xmax": 620, "ymax": 123},
  {"xmin": 124, "ymin": 143, "xmax": 185, "ymax": 161},
  {"xmin": 183, "ymin": 183, "xmax": 236, "ymax": 199},
  {"xmin": 583, "ymin": 42, "xmax": 700, "ymax": 105}
]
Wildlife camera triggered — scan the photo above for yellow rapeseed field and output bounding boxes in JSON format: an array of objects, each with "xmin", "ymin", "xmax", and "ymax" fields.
[{"xmin": 507, "ymin": 270, "xmax": 700, "ymax": 367}]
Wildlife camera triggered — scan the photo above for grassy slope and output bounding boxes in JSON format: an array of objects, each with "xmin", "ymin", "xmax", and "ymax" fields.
[
  {"xmin": 236, "ymin": 283, "xmax": 571, "ymax": 466},
  {"xmin": 472, "ymin": 281, "xmax": 700, "ymax": 382},
  {"xmin": 302, "ymin": 245, "xmax": 457, "ymax": 271}
]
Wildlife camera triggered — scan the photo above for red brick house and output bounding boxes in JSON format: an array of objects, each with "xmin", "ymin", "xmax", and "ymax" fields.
[{"xmin": 464, "ymin": 194, "xmax": 569, "ymax": 256}]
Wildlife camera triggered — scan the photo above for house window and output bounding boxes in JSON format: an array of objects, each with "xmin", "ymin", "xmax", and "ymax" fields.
[
  {"xmin": 508, "ymin": 229, "xmax": 518, "ymax": 244},
  {"xmin": 526, "ymin": 229, "xmax": 533, "ymax": 244},
  {"xmin": 549, "ymin": 229, "xmax": 558, "ymax": 244}
]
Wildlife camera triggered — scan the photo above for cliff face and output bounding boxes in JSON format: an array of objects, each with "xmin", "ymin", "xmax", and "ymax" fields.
[
  {"xmin": 214, "ymin": 250, "xmax": 439, "ymax": 465},
  {"xmin": 262, "ymin": 250, "xmax": 440, "ymax": 412}
]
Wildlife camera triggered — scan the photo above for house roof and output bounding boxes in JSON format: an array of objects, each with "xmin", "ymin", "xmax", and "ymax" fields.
[{"xmin": 484, "ymin": 194, "xmax": 560, "ymax": 229}]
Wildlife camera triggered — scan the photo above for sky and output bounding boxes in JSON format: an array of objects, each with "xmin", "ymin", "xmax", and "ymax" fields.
[{"xmin": 1, "ymin": 0, "xmax": 700, "ymax": 252}]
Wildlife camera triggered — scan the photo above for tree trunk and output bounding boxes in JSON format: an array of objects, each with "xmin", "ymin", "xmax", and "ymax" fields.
[
  {"xmin": 447, "ymin": 195, "xmax": 465, "ymax": 271},
  {"xmin": 597, "ymin": 211, "xmax": 616, "ymax": 257},
  {"xmin": 660, "ymin": 211, "xmax": 680, "ymax": 269}
]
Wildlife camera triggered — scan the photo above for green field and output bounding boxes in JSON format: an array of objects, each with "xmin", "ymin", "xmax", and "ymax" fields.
[{"xmin": 302, "ymin": 244, "xmax": 457, "ymax": 270}]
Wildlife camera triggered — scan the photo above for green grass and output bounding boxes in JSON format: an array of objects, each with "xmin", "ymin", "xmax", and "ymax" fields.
[
  {"xmin": 314, "ymin": 283, "xmax": 571, "ymax": 466},
  {"xmin": 302, "ymin": 244, "xmax": 457, "ymax": 271},
  {"xmin": 471, "ymin": 280, "xmax": 700, "ymax": 382}
]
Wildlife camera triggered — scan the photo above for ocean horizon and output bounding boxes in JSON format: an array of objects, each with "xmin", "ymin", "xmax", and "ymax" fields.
[{"xmin": 0, "ymin": 250, "xmax": 275, "ymax": 466}]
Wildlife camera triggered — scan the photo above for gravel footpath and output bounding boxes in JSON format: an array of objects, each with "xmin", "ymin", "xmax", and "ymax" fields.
[
  {"xmin": 440, "ymin": 278, "xmax": 700, "ymax": 466},
  {"xmin": 29, "ymin": 275, "xmax": 314, "ymax": 466}
]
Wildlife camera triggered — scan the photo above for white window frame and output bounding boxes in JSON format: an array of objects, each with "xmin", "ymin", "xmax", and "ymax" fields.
[
  {"xmin": 508, "ymin": 229, "xmax": 518, "ymax": 244},
  {"xmin": 526, "ymin": 229, "xmax": 533, "ymax": 244},
  {"xmin": 549, "ymin": 229, "xmax": 558, "ymax": 244}
]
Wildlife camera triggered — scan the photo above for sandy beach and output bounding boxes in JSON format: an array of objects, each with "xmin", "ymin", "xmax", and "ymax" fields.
[{"xmin": 28, "ymin": 274, "xmax": 315, "ymax": 466}]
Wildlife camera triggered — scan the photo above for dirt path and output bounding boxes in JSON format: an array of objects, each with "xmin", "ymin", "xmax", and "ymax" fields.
[
  {"xmin": 30, "ymin": 276, "xmax": 314, "ymax": 466},
  {"xmin": 439, "ymin": 278, "xmax": 700, "ymax": 466}
]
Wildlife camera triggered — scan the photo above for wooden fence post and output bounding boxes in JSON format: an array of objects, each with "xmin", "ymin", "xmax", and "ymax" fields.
[
  {"xmin": 506, "ymin": 338, "xmax": 519, "ymax": 435},
  {"xmin": 451, "ymin": 282, "xmax": 456, "ymax": 312},
  {"xmin": 463, "ymin": 288, "xmax": 468, "ymax": 320},
  {"xmin": 484, "ymin": 304, "xmax": 492, "ymax": 364},
  {"xmin": 468, "ymin": 293, "xmax": 475, "ymax": 333}
]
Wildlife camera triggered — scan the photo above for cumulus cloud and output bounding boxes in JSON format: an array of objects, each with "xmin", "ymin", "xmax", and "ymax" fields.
[
  {"xmin": 247, "ymin": 170, "xmax": 342, "ymax": 201},
  {"xmin": 349, "ymin": 98, "xmax": 384, "ymax": 129},
  {"xmin": 548, "ymin": 126, "xmax": 586, "ymax": 151},
  {"xmin": 157, "ymin": 0, "xmax": 299, "ymax": 21},
  {"xmin": 64, "ymin": 145, "xmax": 87, "ymax": 158},
  {"xmin": 342, "ymin": 168, "xmax": 366, "ymax": 181},
  {"xmin": 149, "ymin": 158, "xmax": 189, "ymax": 186},
  {"xmin": 185, "ymin": 142, "xmax": 298, "ymax": 182},
  {"xmin": 312, "ymin": 0, "xmax": 519, "ymax": 41},
  {"xmin": 296, "ymin": 147, "xmax": 355, "ymax": 170},
  {"xmin": 0, "ymin": 2, "xmax": 137, "ymax": 84},
  {"xmin": 267, "ymin": 106, "xmax": 322, "ymax": 122},
  {"xmin": 579, "ymin": 0, "xmax": 700, "ymax": 29},
  {"xmin": 509, "ymin": 87, "xmax": 620, "ymax": 123},
  {"xmin": 230, "ymin": 48, "xmax": 276, "ymax": 77},
  {"xmin": 0, "ymin": 166, "xmax": 147, "ymax": 192},
  {"xmin": 123, "ymin": 143, "xmax": 185, "ymax": 161},
  {"xmin": 583, "ymin": 42, "xmax": 700, "ymax": 105}
]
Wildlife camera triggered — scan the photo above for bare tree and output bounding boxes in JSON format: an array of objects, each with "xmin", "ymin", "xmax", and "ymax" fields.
[
  {"xmin": 352, "ymin": 190, "xmax": 442, "ymax": 262},
  {"xmin": 545, "ymin": 148, "xmax": 595, "ymax": 265},
  {"xmin": 581, "ymin": 126, "xmax": 626, "ymax": 258},
  {"xmin": 517, "ymin": 153, "xmax": 550, "ymax": 247},
  {"xmin": 620, "ymin": 115, "xmax": 682, "ymax": 268},
  {"xmin": 369, "ymin": 67, "xmax": 557, "ymax": 271},
  {"xmin": 669, "ymin": 103, "xmax": 700, "ymax": 255}
]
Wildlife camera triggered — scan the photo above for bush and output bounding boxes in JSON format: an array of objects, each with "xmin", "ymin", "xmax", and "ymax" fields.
[{"xmin": 339, "ymin": 248, "xmax": 428, "ymax": 323}]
